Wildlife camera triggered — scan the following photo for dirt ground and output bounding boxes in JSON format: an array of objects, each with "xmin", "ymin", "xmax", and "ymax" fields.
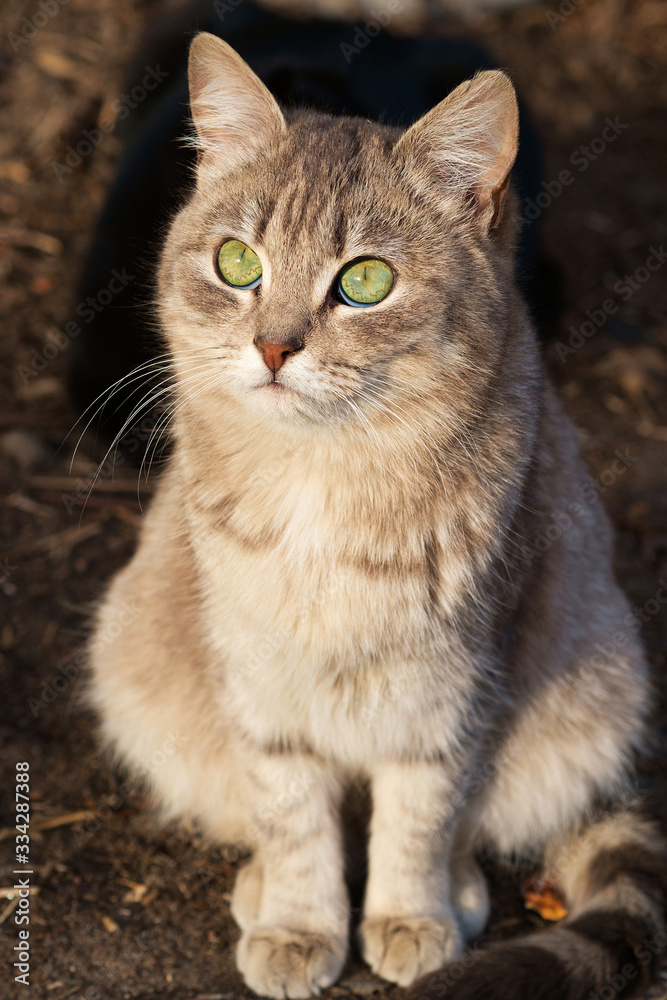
[{"xmin": 0, "ymin": 0, "xmax": 666, "ymax": 997}]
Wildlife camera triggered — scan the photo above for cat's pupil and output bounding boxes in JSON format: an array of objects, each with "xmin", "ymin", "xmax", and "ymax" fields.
[
  {"xmin": 338, "ymin": 258, "xmax": 393, "ymax": 307},
  {"xmin": 217, "ymin": 239, "xmax": 262, "ymax": 289}
]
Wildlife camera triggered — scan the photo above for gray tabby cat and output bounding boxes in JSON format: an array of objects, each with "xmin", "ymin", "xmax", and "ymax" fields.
[{"xmin": 88, "ymin": 33, "xmax": 666, "ymax": 1000}]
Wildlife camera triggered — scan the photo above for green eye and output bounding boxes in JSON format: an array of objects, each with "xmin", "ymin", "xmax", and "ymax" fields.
[
  {"xmin": 217, "ymin": 239, "xmax": 263, "ymax": 289},
  {"xmin": 338, "ymin": 258, "xmax": 393, "ymax": 307}
]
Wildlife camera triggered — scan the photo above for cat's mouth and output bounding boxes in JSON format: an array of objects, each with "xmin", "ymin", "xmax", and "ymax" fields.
[
  {"xmin": 257, "ymin": 377, "xmax": 302, "ymax": 404},
  {"xmin": 261, "ymin": 376, "xmax": 299, "ymax": 397},
  {"xmin": 251, "ymin": 370, "xmax": 342, "ymax": 422}
]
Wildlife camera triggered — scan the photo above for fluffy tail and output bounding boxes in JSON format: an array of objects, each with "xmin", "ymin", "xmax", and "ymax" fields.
[{"xmin": 411, "ymin": 814, "xmax": 667, "ymax": 1000}]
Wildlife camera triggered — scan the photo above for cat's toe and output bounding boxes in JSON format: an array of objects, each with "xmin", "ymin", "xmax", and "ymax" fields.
[
  {"xmin": 360, "ymin": 916, "xmax": 462, "ymax": 987},
  {"xmin": 237, "ymin": 927, "xmax": 346, "ymax": 999}
]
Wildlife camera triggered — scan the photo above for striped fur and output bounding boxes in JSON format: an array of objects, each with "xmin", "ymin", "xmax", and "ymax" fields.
[{"xmin": 413, "ymin": 817, "xmax": 667, "ymax": 999}]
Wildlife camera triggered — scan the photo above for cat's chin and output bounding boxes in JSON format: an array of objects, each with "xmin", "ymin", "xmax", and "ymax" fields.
[
  {"xmin": 249, "ymin": 380, "xmax": 313, "ymax": 423},
  {"xmin": 246, "ymin": 380, "xmax": 347, "ymax": 428}
]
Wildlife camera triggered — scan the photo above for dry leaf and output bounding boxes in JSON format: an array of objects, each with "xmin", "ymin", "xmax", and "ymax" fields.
[{"xmin": 523, "ymin": 873, "xmax": 568, "ymax": 922}]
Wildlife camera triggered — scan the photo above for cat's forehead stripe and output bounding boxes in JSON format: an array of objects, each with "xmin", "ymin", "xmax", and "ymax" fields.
[
  {"xmin": 249, "ymin": 119, "xmax": 384, "ymax": 252},
  {"xmin": 254, "ymin": 193, "xmax": 276, "ymax": 243},
  {"xmin": 331, "ymin": 205, "xmax": 347, "ymax": 259}
]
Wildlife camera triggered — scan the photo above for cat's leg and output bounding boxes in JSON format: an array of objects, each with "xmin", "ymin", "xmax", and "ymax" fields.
[
  {"xmin": 449, "ymin": 854, "xmax": 490, "ymax": 942},
  {"xmin": 448, "ymin": 805, "xmax": 490, "ymax": 942},
  {"xmin": 359, "ymin": 759, "xmax": 463, "ymax": 987},
  {"xmin": 234, "ymin": 751, "xmax": 349, "ymax": 1000},
  {"xmin": 230, "ymin": 856, "xmax": 263, "ymax": 932}
]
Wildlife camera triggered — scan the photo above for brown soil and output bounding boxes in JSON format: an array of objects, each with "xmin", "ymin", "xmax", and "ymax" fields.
[{"xmin": 0, "ymin": 0, "xmax": 666, "ymax": 998}]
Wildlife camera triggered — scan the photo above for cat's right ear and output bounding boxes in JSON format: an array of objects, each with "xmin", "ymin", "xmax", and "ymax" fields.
[
  {"xmin": 394, "ymin": 70, "xmax": 519, "ymax": 230},
  {"xmin": 187, "ymin": 33, "xmax": 285, "ymax": 177}
]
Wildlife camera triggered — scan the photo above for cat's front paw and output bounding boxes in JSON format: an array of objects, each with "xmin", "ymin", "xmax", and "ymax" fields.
[
  {"xmin": 237, "ymin": 926, "xmax": 346, "ymax": 999},
  {"xmin": 360, "ymin": 916, "xmax": 462, "ymax": 987}
]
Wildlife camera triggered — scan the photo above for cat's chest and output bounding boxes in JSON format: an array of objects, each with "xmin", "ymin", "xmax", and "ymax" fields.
[
  {"xmin": 184, "ymin": 459, "xmax": 476, "ymax": 758},
  {"xmin": 226, "ymin": 649, "xmax": 465, "ymax": 764},
  {"xmin": 195, "ymin": 493, "xmax": 437, "ymax": 665},
  {"xmin": 190, "ymin": 467, "xmax": 450, "ymax": 626}
]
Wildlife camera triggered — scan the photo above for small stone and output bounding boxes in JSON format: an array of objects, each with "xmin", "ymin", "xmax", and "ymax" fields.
[
  {"xmin": 0, "ymin": 429, "xmax": 51, "ymax": 471},
  {"xmin": 338, "ymin": 971, "xmax": 383, "ymax": 994}
]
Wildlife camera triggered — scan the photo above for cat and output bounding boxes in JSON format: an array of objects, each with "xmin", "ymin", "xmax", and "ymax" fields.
[
  {"xmin": 87, "ymin": 32, "xmax": 666, "ymax": 1000},
  {"xmin": 67, "ymin": 0, "xmax": 550, "ymax": 458}
]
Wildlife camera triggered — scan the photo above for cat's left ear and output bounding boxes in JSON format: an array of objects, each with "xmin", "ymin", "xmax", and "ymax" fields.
[
  {"xmin": 394, "ymin": 70, "xmax": 518, "ymax": 229},
  {"xmin": 187, "ymin": 33, "xmax": 285, "ymax": 177}
]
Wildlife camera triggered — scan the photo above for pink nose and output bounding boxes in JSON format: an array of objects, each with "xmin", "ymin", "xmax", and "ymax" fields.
[{"xmin": 255, "ymin": 340, "xmax": 297, "ymax": 373}]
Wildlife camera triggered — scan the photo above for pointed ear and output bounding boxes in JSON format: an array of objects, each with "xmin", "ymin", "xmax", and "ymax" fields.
[
  {"xmin": 395, "ymin": 70, "xmax": 518, "ymax": 229},
  {"xmin": 187, "ymin": 33, "xmax": 285, "ymax": 175}
]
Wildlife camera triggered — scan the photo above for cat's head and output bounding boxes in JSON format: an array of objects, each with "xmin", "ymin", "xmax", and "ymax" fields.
[{"xmin": 159, "ymin": 33, "xmax": 522, "ymax": 434}]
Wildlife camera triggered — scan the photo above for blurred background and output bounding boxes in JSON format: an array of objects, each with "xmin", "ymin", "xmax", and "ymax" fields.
[{"xmin": 0, "ymin": 0, "xmax": 666, "ymax": 997}]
